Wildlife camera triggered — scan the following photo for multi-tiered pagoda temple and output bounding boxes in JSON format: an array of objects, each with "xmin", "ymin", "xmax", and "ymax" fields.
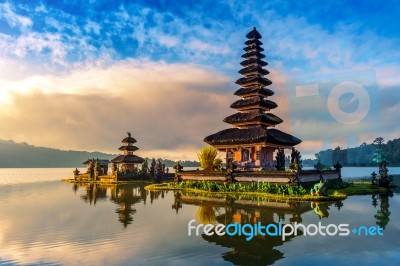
[
  {"xmin": 111, "ymin": 132, "xmax": 144, "ymax": 172},
  {"xmin": 204, "ymin": 27, "xmax": 301, "ymax": 170}
]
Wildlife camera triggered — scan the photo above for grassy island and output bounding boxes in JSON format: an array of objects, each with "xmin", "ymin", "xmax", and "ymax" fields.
[{"xmin": 145, "ymin": 180, "xmax": 393, "ymax": 202}]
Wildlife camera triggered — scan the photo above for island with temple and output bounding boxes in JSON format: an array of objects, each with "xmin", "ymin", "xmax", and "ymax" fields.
[
  {"xmin": 175, "ymin": 27, "xmax": 342, "ymax": 185},
  {"xmin": 72, "ymin": 132, "xmax": 146, "ymax": 182},
  {"xmin": 66, "ymin": 27, "xmax": 394, "ymax": 201}
]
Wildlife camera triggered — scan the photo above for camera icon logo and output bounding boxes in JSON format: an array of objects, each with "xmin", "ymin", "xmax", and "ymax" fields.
[
  {"xmin": 327, "ymin": 81, "xmax": 370, "ymax": 125},
  {"xmin": 286, "ymin": 70, "xmax": 381, "ymax": 163}
]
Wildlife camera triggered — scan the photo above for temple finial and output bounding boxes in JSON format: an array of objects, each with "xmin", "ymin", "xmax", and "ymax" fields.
[{"xmin": 127, "ymin": 132, "xmax": 131, "ymax": 137}]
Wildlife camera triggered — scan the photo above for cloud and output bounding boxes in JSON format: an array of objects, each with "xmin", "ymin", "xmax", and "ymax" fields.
[
  {"xmin": 85, "ymin": 20, "xmax": 101, "ymax": 35},
  {"xmin": 13, "ymin": 32, "xmax": 67, "ymax": 63},
  {"xmin": 0, "ymin": 0, "xmax": 399, "ymax": 160},
  {"xmin": 0, "ymin": 59, "xmax": 233, "ymax": 160},
  {"xmin": 158, "ymin": 34, "xmax": 179, "ymax": 48},
  {"xmin": 0, "ymin": 2, "xmax": 32, "ymax": 30}
]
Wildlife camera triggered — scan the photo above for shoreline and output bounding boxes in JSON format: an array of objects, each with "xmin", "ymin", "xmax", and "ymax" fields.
[{"xmin": 61, "ymin": 178, "xmax": 156, "ymax": 184}]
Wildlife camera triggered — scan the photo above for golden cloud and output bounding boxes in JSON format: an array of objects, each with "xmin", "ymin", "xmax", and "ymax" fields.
[{"xmin": 0, "ymin": 59, "xmax": 241, "ymax": 160}]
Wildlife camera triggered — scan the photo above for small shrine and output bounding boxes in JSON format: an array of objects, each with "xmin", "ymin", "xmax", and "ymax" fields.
[
  {"xmin": 111, "ymin": 132, "xmax": 145, "ymax": 173},
  {"xmin": 204, "ymin": 27, "xmax": 302, "ymax": 170}
]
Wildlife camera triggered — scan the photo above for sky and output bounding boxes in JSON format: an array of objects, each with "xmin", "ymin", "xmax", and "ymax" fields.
[{"xmin": 0, "ymin": 0, "xmax": 399, "ymax": 160}]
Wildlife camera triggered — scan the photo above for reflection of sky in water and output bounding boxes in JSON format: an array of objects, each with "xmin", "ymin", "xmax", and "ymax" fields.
[
  {"xmin": 277, "ymin": 195, "xmax": 400, "ymax": 265},
  {"xmin": 0, "ymin": 177, "xmax": 399, "ymax": 265},
  {"xmin": 0, "ymin": 181, "xmax": 230, "ymax": 265}
]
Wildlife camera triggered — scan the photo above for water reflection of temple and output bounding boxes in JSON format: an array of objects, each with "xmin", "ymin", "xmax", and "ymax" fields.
[
  {"xmin": 203, "ymin": 204, "xmax": 303, "ymax": 265},
  {"xmin": 174, "ymin": 192, "xmax": 340, "ymax": 265},
  {"xmin": 75, "ymin": 183, "xmax": 108, "ymax": 205},
  {"xmin": 72, "ymin": 183, "xmax": 166, "ymax": 228},
  {"xmin": 109, "ymin": 185, "xmax": 142, "ymax": 228}
]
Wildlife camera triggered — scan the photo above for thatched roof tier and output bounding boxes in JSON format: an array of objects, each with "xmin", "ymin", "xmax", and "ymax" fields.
[
  {"xmin": 122, "ymin": 133, "xmax": 137, "ymax": 144},
  {"xmin": 235, "ymin": 76, "xmax": 272, "ymax": 87},
  {"xmin": 246, "ymin": 27, "xmax": 262, "ymax": 39},
  {"xmin": 241, "ymin": 51, "xmax": 266, "ymax": 59},
  {"xmin": 223, "ymin": 112, "xmax": 283, "ymax": 126},
  {"xmin": 244, "ymin": 39, "xmax": 263, "ymax": 46},
  {"xmin": 230, "ymin": 98, "xmax": 277, "ymax": 110},
  {"xmin": 111, "ymin": 154, "xmax": 144, "ymax": 164},
  {"xmin": 204, "ymin": 127, "xmax": 302, "ymax": 146},
  {"xmin": 239, "ymin": 65, "xmax": 269, "ymax": 76},
  {"xmin": 234, "ymin": 87, "xmax": 274, "ymax": 98},
  {"xmin": 243, "ymin": 45, "xmax": 264, "ymax": 52},
  {"xmin": 118, "ymin": 145, "xmax": 139, "ymax": 151},
  {"xmin": 240, "ymin": 58, "xmax": 268, "ymax": 67}
]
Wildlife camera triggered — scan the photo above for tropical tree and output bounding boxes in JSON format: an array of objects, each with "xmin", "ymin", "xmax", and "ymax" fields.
[
  {"xmin": 373, "ymin": 148, "xmax": 388, "ymax": 167},
  {"xmin": 141, "ymin": 158, "xmax": 149, "ymax": 178},
  {"xmin": 372, "ymin": 137, "xmax": 385, "ymax": 147},
  {"xmin": 197, "ymin": 146, "xmax": 219, "ymax": 171},
  {"xmin": 150, "ymin": 158, "xmax": 156, "ymax": 178}
]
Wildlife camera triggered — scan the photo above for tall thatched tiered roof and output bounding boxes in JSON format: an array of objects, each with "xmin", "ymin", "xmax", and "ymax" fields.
[{"xmin": 204, "ymin": 27, "xmax": 301, "ymax": 147}]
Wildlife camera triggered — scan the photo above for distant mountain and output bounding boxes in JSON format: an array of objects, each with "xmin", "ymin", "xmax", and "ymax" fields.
[
  {"xmin": 0, "ymin": 139, "xmax": 116, "ymax": 168},
  {"xmin": 0, "ymin": 139, "xmax": 199, "ymax": 168}
]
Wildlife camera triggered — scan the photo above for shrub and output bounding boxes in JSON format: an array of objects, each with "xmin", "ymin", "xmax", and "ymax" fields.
[
  {"xmin": 171, "ymin": 180, "xmax": 308, "ymax": 196},
  {"xmin": 197, "ymin": 146, "xmax": 219, "ymax": 171}
]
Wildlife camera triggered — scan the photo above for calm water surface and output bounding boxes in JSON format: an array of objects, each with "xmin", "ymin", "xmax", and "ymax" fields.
[{"xmin": 0, "ymin": 168, "xmax": 399, "ymax": 265}]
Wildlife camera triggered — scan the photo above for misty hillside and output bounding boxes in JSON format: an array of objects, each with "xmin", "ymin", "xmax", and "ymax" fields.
[
  {"xmin": 0, "ymin": 139, "xmax": 116, "ymax": 168},
  {"xmin": 0, "ymin": 139, "xmax": 200, "ymax": 168}
]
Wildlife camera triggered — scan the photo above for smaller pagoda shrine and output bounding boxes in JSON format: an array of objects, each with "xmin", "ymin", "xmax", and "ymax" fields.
[{"xmin": 111, "ymin": 132, "xmax": 145, "ymax": 174}]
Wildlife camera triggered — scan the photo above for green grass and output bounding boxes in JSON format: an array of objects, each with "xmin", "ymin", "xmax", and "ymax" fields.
[
  {"xmin": 145, "ymin": 180, "xmax": 394, "ymax": 202},
  {"xmin": 169, "ymin": 180, "xmax": 307, "ymax": 195},
  {"xmin": 145, "ymin": 181, "xmax": 343, "ymax": 201},
  {"xmin": 329, "ymin": 183, "xmax": 388, "ymax": 196}
]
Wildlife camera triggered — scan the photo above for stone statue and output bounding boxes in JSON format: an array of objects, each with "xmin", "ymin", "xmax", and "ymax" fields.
[
  {"xmin": 275, "ymin": 148, "xmax": 285, "ymax": 171},
  {"xmin": 173, "ymin": 161, "xmax": 183, "ymax": 182},
  {"xmin": 89, "ymin": 160, "xmax": 95, "ymax": 179},
  {"xmin": 226, "ymin": 158, "xmax": 237, "ymax": 183},
  {"xmin": 141, "ymin": 159, "xmax": 149, "ymax": 179},
  {"xmin": 94, "ymin": 158, "xmax": 100, "ymax": 180},
  {"xmin": 334, "ymin": 161, "xmax": 343, "ymax": 180},
  {"xmin": 111, "ymin": 163, "xmax": 117, "ymax": 175},
  {"xmin": 155, "ymin": 159, "xmax": 164, "ymax": 182},
  {"xmin": 379, "ymin": 164, "xmax": 390, "ymax": 188},
  {"xmin": 174, "ymin": 161, "xmax": 183, "ymax": 173},
  {"xmin": 290, "ymin": 148, "xmax": 302, "ymax": 170},
  {"xmin": 371, "ymin": 171, "xmax": 377, "ymax": 185},
  {"xmin": 382, "ymin": 164, "xmax": 389, "ymax": 178},
  {"xmin": 73, "ymin": 168, "xmax": 80, "ymax": 180},
  {"xmin": 150, "ymin": 158, "xmax": 156, "ymax": 179}
]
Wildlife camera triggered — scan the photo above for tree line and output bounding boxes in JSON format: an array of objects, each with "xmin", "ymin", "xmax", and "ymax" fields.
[{"xmin": 309, "ymin": 137, "xmax": 400, "ymax": 167}]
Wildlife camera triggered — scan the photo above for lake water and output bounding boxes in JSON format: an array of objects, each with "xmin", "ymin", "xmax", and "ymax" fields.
[{"xmin": 0, "ymin": 168, "xmax": 399, "ymax": 265}]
